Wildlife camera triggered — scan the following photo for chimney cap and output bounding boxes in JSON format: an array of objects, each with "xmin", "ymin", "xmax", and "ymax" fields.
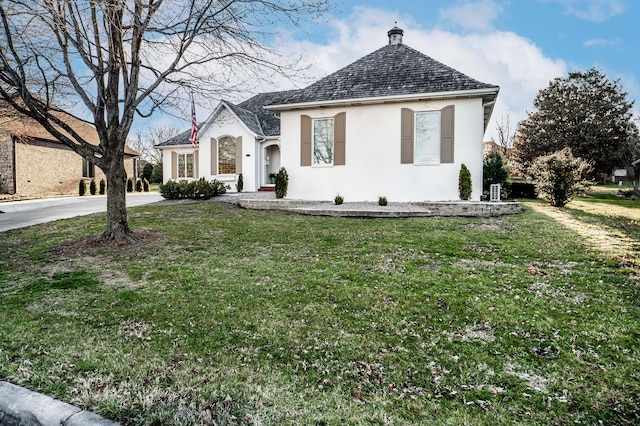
[{"xmin": 387, "ymin": 25, "xmax": 404, "ymax": 45}]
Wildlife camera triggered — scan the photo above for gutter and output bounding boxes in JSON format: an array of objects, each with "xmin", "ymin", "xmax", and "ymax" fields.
[{"xmin": 265, "ymin": 87, "xmax": 500, "ymax": 111}]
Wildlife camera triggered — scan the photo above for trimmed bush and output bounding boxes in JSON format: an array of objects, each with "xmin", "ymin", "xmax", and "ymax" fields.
[
  {"xmin": 78, "ymin": 179, "xmax": 86, "ymax": 196},
  {"xmin": 236, "ymin": 173, "xmax": 243, "ymax": 192},
  {"xmin": 378, "ymin": 196, "xmax": 388, "ymax": 206},
  {"xmin": 127, "ymin": 178, "xmax": 134, "ymax": 193},
  {"xmin": 275, "ymin": 167, "xmax": 288, "ymax": 199},
  {"xmin": 135, "ymin": 178, "xmax": 143, "ymax": 192},
  {"xmin": 509, "ymin": 182, "xmax": 537, "ymax": 199},
  {"xmin": 529, "ymin": 147, "xmax": 592, "ymax": 207},
  {"xmin": 334, "ymin": 194, "xmax": 344, "ymax": 205},
  {"xmin": 99, "ymin": 179, "xmax": 106, "ymax": 195},
  {"xmin": 458, "ymin": 163, "xmax": 472, "ymax": 200},
  {"xmin": 89, "ymin": 179, "xmax": 97, "ymax": 195},
  {"xmin": 159, "ymin": 178, "xmax": 227, "ymax": 200}
]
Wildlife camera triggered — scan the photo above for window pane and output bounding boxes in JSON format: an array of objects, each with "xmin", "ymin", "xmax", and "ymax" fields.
[
  {"xmin": 218, "ymin": 137, "xmax": 236, "ymax": 174},
  {"xmin": 186, "ymin": 153, "xmax": 194, "ymax": 178},
  {"xmin": 178, "ymin": 154, "xmax": 185, "ymax": 178},
  {"xmin": 415, "ymin": 112, "xmax": 440, "ymax": 164},
  {"xmin": 313, "ymin": 118, "xmax": 333, "ymax": 165}
]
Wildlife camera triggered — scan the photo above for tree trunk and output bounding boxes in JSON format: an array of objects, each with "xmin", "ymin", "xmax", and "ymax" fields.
[{"xmin": 101, "ymin": 152, "xmax": 132, "ymax": 241}]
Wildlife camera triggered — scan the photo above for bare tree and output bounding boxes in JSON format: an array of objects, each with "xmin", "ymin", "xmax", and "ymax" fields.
[
  {"xmin": 130, "ymin": 126, "xmax": 180, "ymax": 163},
  {"xmin": 495, "ymin": 109, "xmax": 514, "ymax": 159},
  {"xmin": 0, "ymin": 0, "xmax": 330, "ymax": 240}
]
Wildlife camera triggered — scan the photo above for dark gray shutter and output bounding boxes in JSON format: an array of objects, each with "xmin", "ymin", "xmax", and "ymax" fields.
[
  {"xmin": 300, "ymin": 115, "xmax": 312, "ymax": 166},
  {"xmin": 401, "ymin": 108, "xmax": 414, "ymax": 164},
  {"xmin": 235, "ymin": 136, "xmax": 243, "ymax": 173},
  {"xmin": 210, "ymin": 138, "xmax": 218, "ymax": 175},
  {"xmin": 171, "ymin": 151, "xmax": 177, "ymax": 179},
  {"xmin": 440, "ymin": 105, "xmax": 455, "ymax": 163},
  {"xmin": 334, "ymin": 112, "xmax": 346, "ymax": 166}
]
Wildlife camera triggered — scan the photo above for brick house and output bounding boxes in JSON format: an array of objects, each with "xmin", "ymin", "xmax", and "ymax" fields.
[{"xmin": 0, "ymin": 100, "xmax": 139, "ymax": 198}]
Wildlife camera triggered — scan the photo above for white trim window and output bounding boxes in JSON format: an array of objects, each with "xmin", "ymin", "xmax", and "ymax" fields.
[
  {"xmin": 218, "ymin": 136, "xmax": 236, "ymax": 174},
  {"xmin": 82, "ymin": 158, "xmax": 95, "ymax": 178},
  {"xmin": 313, "ymin": 118, "xmax": 334, "ymax": 165},
  {"xmin": 177, "ymin": 153, "xmax": 194, "ymax": 178},
  {"xmin": 414, "ymin": 111, "xmax": 441, "ymax": 165}
]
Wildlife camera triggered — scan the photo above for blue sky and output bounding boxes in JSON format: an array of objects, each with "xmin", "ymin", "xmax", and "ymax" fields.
[{"xmin": 146, "ymin": 0, "xmax": 638, "ymax": 142}]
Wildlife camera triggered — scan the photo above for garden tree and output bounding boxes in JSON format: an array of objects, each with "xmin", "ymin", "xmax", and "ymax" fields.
[
  {"xmin": 529, "ymin": 147, "xmax": 592, "ymax": 207},
  {"xmin": 483, "ymin": 151, "xmax": 509, "ymax": 194},
  {"xmin": 458, "ymin": 163, "xmax": 472, "ymax": 200},
  {"xmin": 513, "ymin": 68, "xmax": 639, "ymax": 178},
  {"xmin": 0, "ymin": 0, "xmax": 330, "ymax": 240}
]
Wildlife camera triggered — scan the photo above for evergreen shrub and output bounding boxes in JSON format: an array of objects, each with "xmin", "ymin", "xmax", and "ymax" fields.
[
  {"xmin": 89, "ymin": 179, "xmax": 97, "ymax": 195},
  {"xmin": 78, "ymin": 179, "xmax": 86, "ymax": 196},
  {"xmin": 458, "ymin": 164, "xmax": 472, "ymax": 200},
  {"xmin": 127, "ymin": 178, "xmax": 134, "ymax": 193},
  {"xmin": 275, "ymin": 167, "xmax": 288, "ymax": 198},
  {"xmin": 99, "ymin": 179, "xmax": 106, "ymax": 195},
  {"xmin": 334, "ymin": 194, "xmax": 344, "ymax": 205},
  {"xmin": 378, "ymin": 196, "xmax": 388, "ymax": 206}
]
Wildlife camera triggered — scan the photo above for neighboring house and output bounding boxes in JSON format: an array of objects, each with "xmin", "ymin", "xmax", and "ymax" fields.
[
  {"xmin": 157, "ymin": 27, "xmax": 499, "ymax": 201},
  {"xmin": 0, "ymin": 98, "xmax": 139, "ymax": 198}
]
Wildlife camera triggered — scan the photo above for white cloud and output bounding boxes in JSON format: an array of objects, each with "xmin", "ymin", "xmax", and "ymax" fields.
[
  {"xmin": 438, "ymin": 0, "xmax": 505, "ymax": 32},
  {"xmin": 275, "ymin": 7, "xmax": 566, "ymax": 140},
  {"xmin": 583, "ymin": 37, "xmax": 622, "ymax": 47},
  {"xmin": 547, "ymin": 0, "xmax": 626, "ymax": 22}
]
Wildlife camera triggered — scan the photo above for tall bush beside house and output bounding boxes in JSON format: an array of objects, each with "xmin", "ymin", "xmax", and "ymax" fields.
[
  {"xmin": 99, "ymin": 179, "xmax": 106, "ymax": 195},
  {"xmin": 135, "ymin": 178, "xmax": 143, "ymax": 192},
  {"xmin": 78, "ymin": 179, "xmax": 86, "ymax": 196},
  {"xmin": 483, "ymin": 152, "xmax": 510, "ymax": 197},
  {"xmin": 529, "ymin": 147, "xmax": 592, "ymax": 207},
  {"xmin": 275, "ymin": 167, "xmax": 288, "ymax": 199},
  {"xmin": 89, "ymin": 179, "xmax": 97, "ymax": 195},
  {"xmin": 236, "ymin": 173, "xmax": 243, "ymax": 192},
  {"xmin": 458, "ymin": 164, "xmax": 472, "ymax": 200},
  {"xmin": 127, "ymin": 178, "xmax": 134, "ymax": 193},
  {"xmin": 143, "ymin": 178, "xmax": 150, "ymax": 192}
]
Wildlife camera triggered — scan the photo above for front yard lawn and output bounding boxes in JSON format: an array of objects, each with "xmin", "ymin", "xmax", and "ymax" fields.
[{"xmin": 1, "ymin": 199, "xmax": 639, "ymax": 425}]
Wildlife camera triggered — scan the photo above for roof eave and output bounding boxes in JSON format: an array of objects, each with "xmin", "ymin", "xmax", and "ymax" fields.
[{"xmin": 265, "ymin": 87, "xmax": 500, "ymax": 111}]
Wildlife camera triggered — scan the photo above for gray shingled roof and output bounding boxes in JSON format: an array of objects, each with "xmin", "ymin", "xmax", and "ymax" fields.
[
  {"xmin": 237, "ymin": 90, "xmax": 298, "ymax": 136},
  {"xmin": 270, "ymin": 43, "xmax": 498, "ymax": 106}
]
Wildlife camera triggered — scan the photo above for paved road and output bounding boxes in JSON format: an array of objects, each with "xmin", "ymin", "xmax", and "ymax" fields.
[{"xmin": 0, "ymin": 192, "xmax": 164, "ymax": 232}]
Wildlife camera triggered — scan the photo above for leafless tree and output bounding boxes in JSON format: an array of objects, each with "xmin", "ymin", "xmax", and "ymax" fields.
[
  {"xmin": 495, "ymin": 109, "xmax": 514, "ymax": 159},
  {"xmin": 0, "ymin": 0, "xmax": 330, "ymax": 240},
  {"xmin": 130, "ymin": 126, "xmax": 180, "ymax": 163}
]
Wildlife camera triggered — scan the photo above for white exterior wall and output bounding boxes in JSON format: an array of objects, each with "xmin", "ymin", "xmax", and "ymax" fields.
[
  {"xmin": 161, "ymin": 107, "xmax": 260, "ymax": 192},
  {"xmin": 279, "ymin": 98, "xmax": 486, "ymax": 202}
]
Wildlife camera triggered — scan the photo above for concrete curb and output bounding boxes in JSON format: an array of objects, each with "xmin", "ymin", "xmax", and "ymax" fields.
[{"xmin": 0, "ymin": 381, "xmax": 120, "ymax": 426}]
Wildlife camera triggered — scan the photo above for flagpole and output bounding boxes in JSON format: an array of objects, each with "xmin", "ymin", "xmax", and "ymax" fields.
[{"xmin": 190, "ymin": 93, "xmax": 198, "ymax": 148}]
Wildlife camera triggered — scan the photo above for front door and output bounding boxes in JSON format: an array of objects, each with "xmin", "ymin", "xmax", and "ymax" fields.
[{"xmin": 264, "ymin": 144, "xmax": 280, "ymax": 185}]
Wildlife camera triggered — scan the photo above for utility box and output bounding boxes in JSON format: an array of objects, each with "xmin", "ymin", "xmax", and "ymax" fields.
[{"xmin": 490, "ymin": 184, "xmax": 501, "ymax": 202}]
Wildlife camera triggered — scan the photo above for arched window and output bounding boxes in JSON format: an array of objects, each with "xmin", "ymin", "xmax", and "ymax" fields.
[{"xmin": 218, "ymin": 136, "xmax": 236, "ymax": 174}]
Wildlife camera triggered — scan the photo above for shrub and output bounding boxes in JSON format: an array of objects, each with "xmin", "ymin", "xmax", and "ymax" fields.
[
  {"xmin": 143, "ymin": 178, "xmax": 150, "ymax": 192},
  {"xmin": 78, "ymin": 179, "xmax": 86, "ymax": 196},
  {"xmin": 142, "ymin": 162, "xmax": 153, "ymax": 182},
  {"xmin": 99, "ymin": 179, "xmax": 106, "ymax": 195},
  {"xmin": 275, "ymin": 167, "xmax": 288, "ymax": 199},
  {"xmin": 159, "ymin": 178, "xmax": 227, "ymax": 200},
  {"xmin": 135, "ymin": 178, "xmax": 143, "ymax": 192},
  {"xmin": 458, "ymin": 164, "xmax": 472, "ymax": 200},
  {"xmin": 483, "ymin": 152, "xmax": 510, "ymax": 196},
  {"xmin": 529, "ymin": 147, "xmax": 592, "ymax": 207},
  {"xmin": 378, "ymin": 196, "xmax": 388, "ymax": 206},
  {"xmin": 236, "ymin": 173, "xmax": 243, "ymax": 192},
  {"xmin": 89, "ymin": 179, "xmax": 97, "ymax": 195},
  {"xmin": 127, "ymin": 178, "xmax": 134, "ymax": 193},
  {"xmin": 151, "ymin": 163, "xmax": 163, "ymax": 183},
  {"xmin": 509, "ymin": 182, "xmax": 537, "ymax": 199},
  {"xmin": 334, "ymin": 194, "xmax": 344, "ymax": 205}
]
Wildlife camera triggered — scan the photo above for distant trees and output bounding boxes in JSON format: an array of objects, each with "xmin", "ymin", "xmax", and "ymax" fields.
[{"xmin": 513, "ymin": 68, "xmax": 639, "ymax": 178}]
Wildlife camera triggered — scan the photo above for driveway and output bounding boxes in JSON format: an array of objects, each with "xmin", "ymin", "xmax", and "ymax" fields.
[{"xmin": 0, "ymin": 192, "xmax": 164, "ymax": 232}]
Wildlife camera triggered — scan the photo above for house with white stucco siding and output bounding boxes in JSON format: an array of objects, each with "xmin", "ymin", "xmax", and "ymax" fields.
[{"xmin": 157, "ymin": 27, "xmax": 499, "ymax": 201}]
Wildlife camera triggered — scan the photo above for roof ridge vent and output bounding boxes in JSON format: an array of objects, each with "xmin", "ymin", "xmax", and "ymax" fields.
[{"xmin": 387, "ymin": 25, "xmax": 403, "ymax": 45}]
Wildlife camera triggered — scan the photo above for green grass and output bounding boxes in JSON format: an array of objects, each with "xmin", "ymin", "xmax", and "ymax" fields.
[{"xmin": 1, "ymin": 200, "xmax": 639, "ymax": 425}]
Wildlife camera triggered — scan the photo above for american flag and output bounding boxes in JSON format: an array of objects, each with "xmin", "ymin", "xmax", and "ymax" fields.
[{"xmin": 190, "ymin": 97, "xmax": 198, "ymax": 147}]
